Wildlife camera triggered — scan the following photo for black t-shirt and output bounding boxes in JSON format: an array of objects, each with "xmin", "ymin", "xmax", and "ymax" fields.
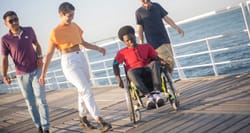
[{"xmin": 136, "ymin": 2, "xmax": 170, "ymax": 49}]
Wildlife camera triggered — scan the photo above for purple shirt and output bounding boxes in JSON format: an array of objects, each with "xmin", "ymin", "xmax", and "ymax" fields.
[{"xmin": 1, "ymin": 27, "xmax": 38, "ymax": 75}]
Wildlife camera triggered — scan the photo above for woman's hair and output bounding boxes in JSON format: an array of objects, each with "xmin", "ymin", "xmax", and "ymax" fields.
[
  {"xmin": 58, "ymin": 2, "xmax": 75, "ymax": 14},
  {"xmin": 118, "ymin": 25, "xmax": 135, "ymax": 41}
]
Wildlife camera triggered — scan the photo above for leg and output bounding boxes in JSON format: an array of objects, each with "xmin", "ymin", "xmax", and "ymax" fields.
[
  {"xmin": 127, "ymin": 68, "xmax": 155, "ymax": 109},
  {"xmin": 61, "ymin": 51, "xmax": 111, "ymax": 131},
  {"xmin": 146, "ymin": 61, "xmax": 165, "ymax": 107},
  {"xmin": 16, "ymin": 73, "xmax": 41, "ymax": 128},
  {"xmin": 146, "ymin": 61, "xmax": 162, "ymax": 92},
  {"xmin": 156, "ymin": 44, "xmax": 175, "ymax": 74},
  {"xmin": 156, "ymin": 44, "xmax": 180, "ymax": 100},
  {"xmin": 127, "ymin": 68, "xmax": 150, "ymax": 95},
  {"xmin": 61, "ymin": 52, "xmax": 100, "ymax": 120},
  {"xmin": 32, "ymin": 69, "xmax": 50, "ymax": 131}
]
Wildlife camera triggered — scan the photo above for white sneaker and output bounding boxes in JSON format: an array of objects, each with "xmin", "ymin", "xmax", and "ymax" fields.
[
  {"xmin": 153, "ymin": 94, "xmax": 164, "ymax": 107},
  {"xmin": 146, "ymin": 96, "xmax": 155, "ymax": 109}
]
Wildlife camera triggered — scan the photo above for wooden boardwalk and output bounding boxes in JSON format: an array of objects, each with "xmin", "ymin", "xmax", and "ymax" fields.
[{"xmin": 0, "ymin": 73, "xmax": 249, "ymax": 133}]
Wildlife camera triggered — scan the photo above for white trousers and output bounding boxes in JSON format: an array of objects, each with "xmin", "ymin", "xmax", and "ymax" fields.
[{"xmin": 61, "ymin": 51, "xmax": 100, "ymax": 120}]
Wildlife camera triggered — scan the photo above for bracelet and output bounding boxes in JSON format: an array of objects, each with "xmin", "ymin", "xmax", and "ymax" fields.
[{"xmin": 37, "ymin": 55, "xmax": 43, "ymax": 58}]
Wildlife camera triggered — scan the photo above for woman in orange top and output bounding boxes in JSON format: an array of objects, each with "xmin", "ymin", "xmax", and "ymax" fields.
[{"xmin": 39, "ymin": 2, "xmax": 112, "ymax": 132}]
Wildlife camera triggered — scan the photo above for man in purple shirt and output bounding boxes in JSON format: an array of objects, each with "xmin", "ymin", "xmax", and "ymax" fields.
[{"xmin": 1, "ymin": 11, "xmax": 50, "ymax": 133}]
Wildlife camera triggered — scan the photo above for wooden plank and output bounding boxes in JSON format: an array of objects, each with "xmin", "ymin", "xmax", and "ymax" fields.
[
  {"xmin": 126, "ymin": 112, "xmax": 181, "ymax": 133},
  {"xmin": 50, "ymin": 109, "xmax": 78, "ymax": 125},
  {"xmin": 180, "ymin": 114, "xmax": 220, "ymax": 132},
  {"xmin": 206, "ymin": 115, "xmax": 246, "ymax": 133},
  {"xmin": 168, "ymin": 113, "xmax": 211, "ymax": 133},
  {"xmin": 3, "ymin": 119, "xmax": 35, "ymax": 133},
  {"xmin": 0, "ymin": 73, "xmax": 249, "ymax": 133},
  {"xmin": 238, "ymin": 123, "xmax": 250, "ymax": 133},
  {"xmin": 157, "ymin": 113, "xmax": 201, "ymax": 133},
  {"xmin": 193, "ymin": 114, "xmax": 234, "ymax": 133},
  {"xmin": 221, "ymin": 116, "xmax": 250, "ymax": 133}
]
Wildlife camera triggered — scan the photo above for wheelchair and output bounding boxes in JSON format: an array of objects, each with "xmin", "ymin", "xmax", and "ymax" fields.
[{"xmin": 122, "ymin": 64, "xmax": 180, "ymax": 124}]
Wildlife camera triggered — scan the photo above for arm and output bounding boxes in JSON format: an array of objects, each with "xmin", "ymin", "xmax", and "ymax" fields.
[
  {"xmin": 137, "ymin": 24, "xmax": 144, "ymax": 44},
  {"xmin": 113, "ymin": 60, "xmax": 124, "ymax": 88},
  {"xmin": 39, "ymin": 42, "xmax": 56, "ymax": 85},
  {"xmin": 80, "ymin": 39, "xmax": 106, "ymax": 56},
  {"xmin": 33, "ymin": 41, "xmax": 43, "ymax": 68},
  {"xmin": 163, "ymin": 16, "xmax": 184, "ymax": 37},
  {"xmin": 1, "ymin": 55, "xmax": 11, "ymax": 85}
]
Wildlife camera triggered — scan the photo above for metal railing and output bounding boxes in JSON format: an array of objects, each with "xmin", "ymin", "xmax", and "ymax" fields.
[
  {"xmin": 87, "ymin": 32, "xmax": 250, "ymax": 86},
  {"xmin": 1, "ymin": 2, "xmax": 250, "ymax": 93},
  {"xmin": 172, "ymin": 31, "xmax": 250, "ymax": 79}
]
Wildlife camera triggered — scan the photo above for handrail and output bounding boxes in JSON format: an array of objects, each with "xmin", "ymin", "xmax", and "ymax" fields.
[
  {"xmin": 2, "ymin": 30, "xmax": 250, "ymax": 90},
  {"xmin": 88, "ymin": 37, "xmax": 250, "ymax": 82},
  {"xmin": 1, "ymin": 3, "xmax": 250, "ymax": 93}
]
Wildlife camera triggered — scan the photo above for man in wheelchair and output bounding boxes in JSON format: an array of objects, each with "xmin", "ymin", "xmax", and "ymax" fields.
[{"xmin": 113, "ymin": 25, "xmax": 165, "ymax": 109}]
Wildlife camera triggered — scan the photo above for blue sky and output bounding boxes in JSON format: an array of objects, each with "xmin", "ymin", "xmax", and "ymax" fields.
[{"xmin": 0, "ymin": 0, "xmax": 246, "ymax": 54}]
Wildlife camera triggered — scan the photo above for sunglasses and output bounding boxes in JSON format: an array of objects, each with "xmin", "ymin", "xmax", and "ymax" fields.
[{"xmin": 8, "ymin": 18, "xmax": 19, "ymax": 24}]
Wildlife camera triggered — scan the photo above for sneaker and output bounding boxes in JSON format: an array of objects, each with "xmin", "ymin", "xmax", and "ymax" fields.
[
  {"xmin": 80, "ymin": 116, "xmax": 97, "ymax": 129},
  {"xmin": 97, "ymin": 117, "xmax": 112, "ymax": 132},
  {"xmin": 146, "ymin": 95, "xmax": 155, "ymax": 109},
  {"xmin": 154, "ymin": 94, "xmax": 165, "ymax": 107},
  {"xmin": 99, "ymin": 121, "xmax": 112, "ymax": 132}
]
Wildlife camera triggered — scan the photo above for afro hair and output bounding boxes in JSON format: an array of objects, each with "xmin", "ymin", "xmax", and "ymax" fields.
[{"xmin": 118, "ymin": 25, "xmax": 135, "ymax": 41}]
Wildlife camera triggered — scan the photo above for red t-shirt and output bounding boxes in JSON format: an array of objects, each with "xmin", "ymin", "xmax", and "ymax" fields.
[{"xmin": 114, "ymin": 44, "xmax": 157, "ymax": 71}]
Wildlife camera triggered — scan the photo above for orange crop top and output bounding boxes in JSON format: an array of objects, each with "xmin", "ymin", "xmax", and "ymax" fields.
[{"xmin": 49, "ymin": 22, "xmax": 83, "ymax": 50}]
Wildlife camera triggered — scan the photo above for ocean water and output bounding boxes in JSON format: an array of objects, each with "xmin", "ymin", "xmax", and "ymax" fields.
[
  {"xmin": 168, "ymin": 7, "xmax": 250, "ymax": 79},
  {"xmin": 87, "ymin": 7, "xmax": 250, "ymax": 85},
  {"xmin": 1, "ymin": 6, "xmax": 250, "ymax": 92}
]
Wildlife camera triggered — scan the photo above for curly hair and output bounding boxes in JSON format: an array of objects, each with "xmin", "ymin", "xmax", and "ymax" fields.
[{"xmin": 118, "ymin": 25, "xmax": 135, "ymax": 41}]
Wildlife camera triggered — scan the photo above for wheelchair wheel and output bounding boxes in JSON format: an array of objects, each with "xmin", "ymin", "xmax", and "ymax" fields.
[
  {"xmin": 123, "ymin": 78, "xmax": 141, "ymax": 124},
  {"xmin": 134, "ymin": 104, "xmax": 141, "ymax": 122},
  {"xmin": 162, "ymin": 70, "xmax": 180, "ymax": 111},
  {"xmin": 169, "ymin": 96, "xmax": 180, "ymax": 111}
]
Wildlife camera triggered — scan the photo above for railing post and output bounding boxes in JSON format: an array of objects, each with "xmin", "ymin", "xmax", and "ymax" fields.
[
  {"xmin": 205, "ymin": 39, "xmax": 218, "ymax": 76},
  {"xmin": 175, "ymin": 59, "xmax": 186, "ymax": 79},
  {"xmin": 246, "ymin": 0, "xmax": 250, "ymax": 14},
  {"xmin": 240, "ymin": 2, "xmax": 250, "ymax": 40},
  {"xmin": 53, "ymin": 71, "xmax": 60, "ymax": 90},
  {"xmin": 104, "ymin": 61, "xmax": 112, "ymax": 85}
]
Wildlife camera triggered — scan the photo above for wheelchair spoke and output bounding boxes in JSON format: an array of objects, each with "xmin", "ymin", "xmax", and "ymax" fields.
[
  {"xmin": 123, "ymin": 78, "xmax": 141, "ymax": 124},
  {"xmin": 161, "ymin": 68, "xmax": 180, "ymax": 111}
]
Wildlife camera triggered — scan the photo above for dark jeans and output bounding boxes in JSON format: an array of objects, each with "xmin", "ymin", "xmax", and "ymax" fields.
[{"xmin": 127, "ymin": 61, "xmax": 162, "ymax": 95}]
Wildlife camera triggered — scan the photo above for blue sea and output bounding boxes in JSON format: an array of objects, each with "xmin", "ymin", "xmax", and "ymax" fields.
[
  {"xmin": 168, "ymin": 7, "xmax": 250, "ymax": 79},
  {"xmin": 87, "ymin": 6, "xmax": 250, "ymax": 83},
  {"xmin": 1, "ymin": 6, "xmax": 250, "ymax": 92}
]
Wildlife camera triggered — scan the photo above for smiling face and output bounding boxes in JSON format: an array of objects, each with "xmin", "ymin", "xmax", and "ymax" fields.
[
  {"xmin": 4, "ymin": 15, "xmax": 20, "ymax": 31},
  {"xmin": 122, "ymin": 33, "xmax": 137, "ymax": 48}
]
